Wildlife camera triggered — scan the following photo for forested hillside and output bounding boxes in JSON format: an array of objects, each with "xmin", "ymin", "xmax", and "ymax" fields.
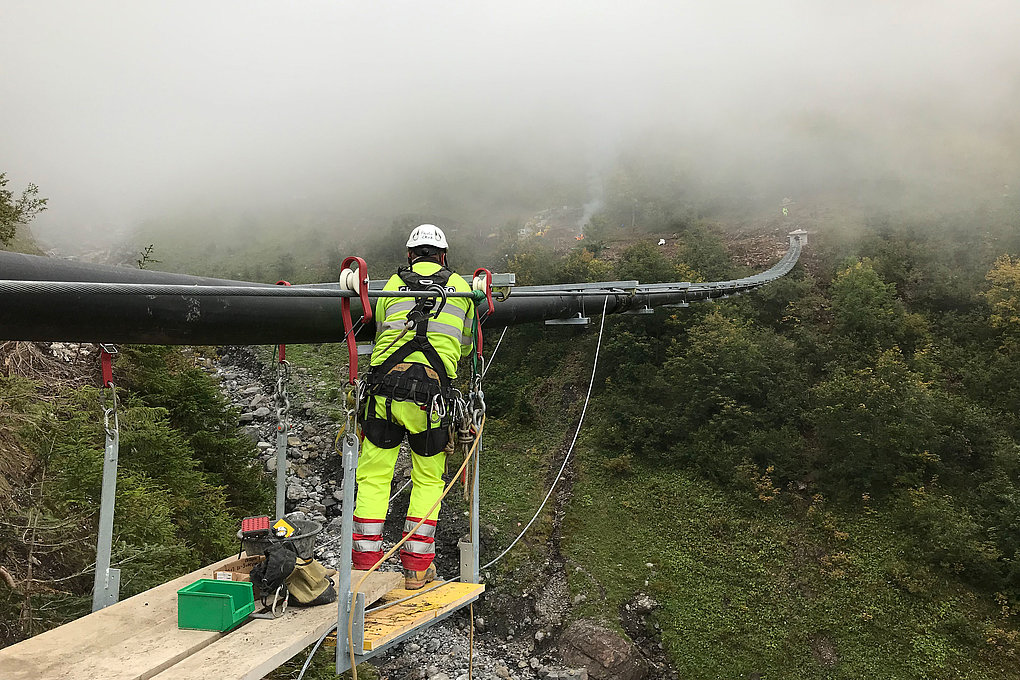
[{"xmin": 474, "ymin": 198, "xmax": 1020, "ymax": 678}]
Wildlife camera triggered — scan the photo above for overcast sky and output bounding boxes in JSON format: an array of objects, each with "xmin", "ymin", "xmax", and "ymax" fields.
[{"xmin": 2, "ymin": 1, "xmax": 1019, "ymax": 248}]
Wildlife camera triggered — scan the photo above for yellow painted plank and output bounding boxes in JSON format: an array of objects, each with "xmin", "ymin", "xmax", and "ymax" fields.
[
  {"xmin": 0, "ymin": 555, "xmax": 239, "ymax": 680},
  {"xmin": 362, "ymin": 582, "xmax": 484, "ymax": 651},
  {"xmin": 151, "ymin": 570, "xmax": 402, "ymax": 680}
]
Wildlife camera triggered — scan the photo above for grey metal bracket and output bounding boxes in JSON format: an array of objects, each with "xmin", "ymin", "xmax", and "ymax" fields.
[
  {"xmin": 335, "ymin": 433, "xmax": 359, "ymax": 675},
  {"xmin": 94, "ymin": 567, "xmax": 120, "ymax": 610},
  {"xmin": 545, "ymin": 313, "xmax": 590, "ymax": 326},
  {"xmin": 622, "ymin": 305, "xmax": 655, "ymax": 315},
  {"xmin": 351, "ymin": 592, "xmax": 366, "ymax": 652}
]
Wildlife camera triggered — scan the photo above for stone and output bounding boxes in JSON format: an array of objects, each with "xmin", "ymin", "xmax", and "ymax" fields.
[
  {"xmin": 495, "ymin": 665, "xmax": 511, "ymax": 679},
  {"xmin": 257, "ymin": 441, "xmax": 272, "ymax": 450},
  {"xmin": 286, "ymin": 484, "xmax": 307, "ymax": 501},
  {"xmin": 238, "ymin": 413, "xmax": 255, "ymax": 424},
  {"xmin": 253, "ymin": 406, "xmax": 272, "ymax": 418},
  {"xmin": 302, "ymin": 423, "xmax": 318, "ymax": 438},
  {"xmin": 288, "ymin": 436, "xmax": 302, "ymax": 447},
  {"xmin": 266, "ymin": 457, "xmax": 277, "ymax": 474},
  {"xmin": 559, "ymin": 619, "xmax": 648, "ymax": 680},
  {"xmin": 249, "ymin": 394, "xmax": 265, "ymax": 408},
  {"xmin": 631, "ymin": 594, "xmax": 659, "ymax": 614},
  {"xmin": 242, "ymin": 426, "xmax": 260, "ymax": 443},
  {"xmin": 241, "ymin": 385, "xmax": 259, "ymax": 395}
]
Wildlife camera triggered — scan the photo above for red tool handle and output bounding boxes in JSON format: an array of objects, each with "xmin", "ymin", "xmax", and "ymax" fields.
[
  {"xmin": 341, "ymin": 257, "xmax": 371, "ymax": 384},
  {"xmin": 276, "ymin": 280, "xmax": 291, "ymax": 362}
]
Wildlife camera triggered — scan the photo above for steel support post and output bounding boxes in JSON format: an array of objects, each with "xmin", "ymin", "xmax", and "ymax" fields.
[
  {"xmin": 459, "ymin": 434, "xmax": 481, "ymax": 584},
  {"xmin": 91, "ymin": 408, "xmax": 121, "ymax": 611},
  {"xmin": 336, "ymin": 433, "xmax": 359, "ymax": 674},
  {"xmin": 470, "ymin": 434, "xmax": 481, "ymax": 582},
  {"xmin": 275, "ymin": 425, "xmax": 287, "ymax": 520}
]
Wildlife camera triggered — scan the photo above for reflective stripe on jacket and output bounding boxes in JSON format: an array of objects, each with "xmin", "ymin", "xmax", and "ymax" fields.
[{"xmin": 370, "ymin": 261, "xmax": 474, "ymax": 379}]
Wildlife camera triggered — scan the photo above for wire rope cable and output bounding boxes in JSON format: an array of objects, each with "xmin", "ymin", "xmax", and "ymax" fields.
[
  {"xmin": 481, "ymin": 326, "xmax": 508, "ymax": 379},
  {"xmin": 480, "ymin": 295, "xmax": 608, "ymax": 571}
]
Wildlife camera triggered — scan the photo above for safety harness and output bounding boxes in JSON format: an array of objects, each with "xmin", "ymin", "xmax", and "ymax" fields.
[{"xmin": 361, "ymin": 264, "xmax": 457, "ymax": 456}]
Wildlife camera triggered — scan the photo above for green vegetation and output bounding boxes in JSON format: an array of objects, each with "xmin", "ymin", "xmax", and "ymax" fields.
[
  {"xmin": 475, "ymin": 211, "xmax": 1020, "ymax": 677},
  {"xmin": 0, "ymin": 345, "xmax": 272, "ymax": 644},
  {"xmin": 0, "ymin": 172, "xmax": 47, "ymax": 252}
]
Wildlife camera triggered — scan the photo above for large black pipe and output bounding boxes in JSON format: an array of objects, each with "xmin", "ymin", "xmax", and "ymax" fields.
[{"xmin": 0, "ymin": 233, "xmax": 803, "ymax": 344}]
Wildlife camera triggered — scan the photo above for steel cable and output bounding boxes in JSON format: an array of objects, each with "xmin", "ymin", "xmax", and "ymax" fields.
[{"xmin": 480, "ymin": 295, "xmax": 609, "ymax": 571}]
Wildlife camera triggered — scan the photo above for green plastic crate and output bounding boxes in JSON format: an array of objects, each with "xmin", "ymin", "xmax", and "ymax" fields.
[{"xmin": 177, "ymin": 579, "xmax": 255, "ymax": 632}]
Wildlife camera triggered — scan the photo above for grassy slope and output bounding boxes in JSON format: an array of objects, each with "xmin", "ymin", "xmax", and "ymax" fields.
[{"xmin": 561, "ymin": 449, "xmax": 1017, "ymax": 679}]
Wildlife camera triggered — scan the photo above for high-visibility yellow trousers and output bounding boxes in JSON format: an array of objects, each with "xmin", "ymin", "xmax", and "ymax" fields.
[{"xmin": 352, "ymin": 398, "xmax": 446, "ymax": 571}]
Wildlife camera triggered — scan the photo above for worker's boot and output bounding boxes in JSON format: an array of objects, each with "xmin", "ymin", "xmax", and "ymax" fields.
[{"xmin": 403, "ymin": 563, "xmax": 437, "ymax": 590}]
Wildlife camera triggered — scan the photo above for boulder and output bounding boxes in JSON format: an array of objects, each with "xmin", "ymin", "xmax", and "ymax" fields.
[{"xmin": 559, "ymin": 620, "xmax": 647, "ymax": 680}]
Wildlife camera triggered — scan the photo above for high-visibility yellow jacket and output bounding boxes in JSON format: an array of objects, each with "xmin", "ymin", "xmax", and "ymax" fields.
[{"xmin": 370, "ymin": 261, "xmax": 474, "ymax": 379}]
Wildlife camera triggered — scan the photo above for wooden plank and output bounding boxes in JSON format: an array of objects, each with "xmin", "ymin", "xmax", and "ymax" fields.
[
  {"xmin": 0, "ymin": 555, "xmax": 240, "ymax": 680},
  {"xmin": 150, "ymin": 570, "xmax": 402, "ymax": 680},
  {"xmin": 362, "ymin": 582, "xmax": 484, "ymax": 651}
]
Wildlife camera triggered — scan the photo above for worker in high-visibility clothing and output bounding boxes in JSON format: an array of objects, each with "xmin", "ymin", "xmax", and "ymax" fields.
[{"xmin": 353, "ymin": 224, "xmax": 475, "ymax": 590}]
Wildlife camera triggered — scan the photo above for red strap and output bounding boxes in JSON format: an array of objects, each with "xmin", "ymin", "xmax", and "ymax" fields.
[
  {"xmin": 276, "ymin": 281, "xmax": 291, "ymax": 362},
  {"xmin": 341, "ymin": 257, "xmax": 371, "ymax": 384},
  {"xmin": 100, "ymin": 348, "xmax": 114, "ymax": 387},
  {"xmin": 473, "ymin": 268, "xmax": 494, "ymax": 360},
  {"xmin": 473, "ymin": 268, "xmax": 495, "ymax": 315}
]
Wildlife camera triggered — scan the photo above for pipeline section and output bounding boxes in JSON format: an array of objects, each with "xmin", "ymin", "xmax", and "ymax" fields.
[{"xmin": 0, "ymin": 233, "xmax": 803, "ymax": 344}]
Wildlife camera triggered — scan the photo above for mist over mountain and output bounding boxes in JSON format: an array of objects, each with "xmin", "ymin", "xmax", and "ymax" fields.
[{"xmin": 2, "ymin": 1, "xmax": 1019, "ymax": 255}]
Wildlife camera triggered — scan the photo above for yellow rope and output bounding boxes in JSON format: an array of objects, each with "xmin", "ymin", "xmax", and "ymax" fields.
[{"xmin": 348, "ymin": 416, "xmax": 485, "ymax": 680}]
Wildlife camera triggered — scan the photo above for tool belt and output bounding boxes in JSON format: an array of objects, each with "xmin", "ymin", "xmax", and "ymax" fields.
[
  {"xmin": 361, "ymin": 362, "xmax": 453, "ymax": 457},
  {"xmin": 364, "ymin": 362, "xmax": 449, "ymax": 407}
]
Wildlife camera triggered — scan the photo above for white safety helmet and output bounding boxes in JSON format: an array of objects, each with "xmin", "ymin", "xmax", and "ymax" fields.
[{"xmin": 406, "ymin": 224, "xmax": 449, "ymax": 250}]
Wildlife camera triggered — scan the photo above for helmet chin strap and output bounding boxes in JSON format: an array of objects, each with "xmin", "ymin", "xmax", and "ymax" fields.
[{"xmin": 407, "ymin": 251, "xmax": 449, "ymax": 267}]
